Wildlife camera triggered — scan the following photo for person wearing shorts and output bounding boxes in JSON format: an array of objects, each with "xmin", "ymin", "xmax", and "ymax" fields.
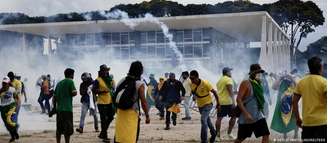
[
  {"xmin": 216, "ymin": 67, "xmax": 236, "ymax": 140},
  {"xmin": 54, "ymin": 68, "xmax": 77, "ymax": 143},
  {"xmin": 235, "ymin": 64, "xmax": 270, "ymax": 143}
]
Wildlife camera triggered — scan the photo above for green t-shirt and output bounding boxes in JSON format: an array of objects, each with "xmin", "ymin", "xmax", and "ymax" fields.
[{"xmin": 55, "ymin": 78, "xmax": 76, "ymax": 112}]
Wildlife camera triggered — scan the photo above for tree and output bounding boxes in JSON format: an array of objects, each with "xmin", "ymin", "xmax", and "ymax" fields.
[{"xmin": 266, "ymin": 0, "xmax": 325, "ymax": 67}]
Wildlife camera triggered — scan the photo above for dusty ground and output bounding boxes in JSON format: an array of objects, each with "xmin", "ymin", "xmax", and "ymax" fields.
[{"xmin": 0, "ymin": 104, "xmax": 301, "ymax": 143}]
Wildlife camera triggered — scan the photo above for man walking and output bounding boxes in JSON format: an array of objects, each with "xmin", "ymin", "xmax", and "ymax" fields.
[
  {"xmin": 293, "ymin": 56, "xmax": 326, "ymax": 143},
  {"xmin": 160, "ymin": 73, "xmax": 185, "ymax": 130},
  {"xmin": 76, "ymin": 72, "xmax": 99, "ymax": 133},
  {"xmin": 53, "ymin": 68, "xmax": 77, "ymax": 143},
  {"xmin": 216, "ymin": 67, "xmax": 236, "ymax": 140},
  {"xmin": 93, "ymin": 64, "xmax": 115, "ymax": 141},
  {"xmin": 235, "ymin": 64, "xmax": 270, "ymax": 143},
  {"xmin": 190, "ymin": 70, "xmax": 219, "ymax": 143},
  {"xmin": 180, "ymin": 71, "xmax": 192, "ymax": 120}
]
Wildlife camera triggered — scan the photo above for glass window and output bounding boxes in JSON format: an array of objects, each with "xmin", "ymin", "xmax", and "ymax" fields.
[
  {"xmin": 121, "ymin": 33, "xmax": 129, "ymax": 44},
  {"xmin": 184, "ymin": 30, "xmax": 192, "ymax": 42},
  {"xmin": 156, "ymin": 32, "xmax": 164, "ymax": 43},
  {"xmin": 102, "ymin": 33, "xmax": 111, "ymax": 45},
  {"xmin": 202, "ymin": 28, "xmax": 211, "ymax": 41},
  {"xmin": 147, "ymin": 31, "xmax": 156, "ymax": 43},
  {"xmin": 140, "ymin": 32, "xmax": 147, "ymax": 43},
  {"xmin": 156, "ymin": 46, "xmax": 165, "ymax": 57},
  {"xmin": 194, "ymin": 44, "xmax": 203, "ymax": 57},
  {"xmin": 175, "ymin": 31, "xmax": 183, "ymax": 42},
  {"xmin": 112, "ymin": 33, "xmax": 120, "ymax": 44},
  {"xmin": 193, "ymin": 29, "xmax": 202, "ymax": 41},
  {"xmin": 184, "ymin": 44, "xmax": 193, "ymax": 57}
]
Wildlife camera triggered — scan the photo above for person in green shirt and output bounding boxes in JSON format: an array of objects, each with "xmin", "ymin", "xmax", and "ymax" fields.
[{"xmin": 53, "ymin": 68, "xmax": 77, "ymax": 143}]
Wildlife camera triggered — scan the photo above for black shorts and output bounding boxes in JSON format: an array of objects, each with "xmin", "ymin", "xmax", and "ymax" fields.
[
  {"xmin": 302, "ymin": 125, "xmax": 326, "ymax": 143},
  {"xmin": 56, "ymin": 111, "xmax": 73, "ymax": 136},
  {"xmin": 237, "ymin": 118, "xmax": 270, "ymax": 139},
  {"xmin": 217, "ymin": 105, "xmax": 234, "ymax": 117}
]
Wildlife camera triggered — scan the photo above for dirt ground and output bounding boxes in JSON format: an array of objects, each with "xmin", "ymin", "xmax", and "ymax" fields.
[{"xmin": 0, "ymin": 104, "xmax": 301, "ymax": 143}]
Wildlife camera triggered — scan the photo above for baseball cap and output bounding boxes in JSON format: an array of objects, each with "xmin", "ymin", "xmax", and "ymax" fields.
[
  {"xmin": 222, "ymin": 67, "xmax": 233, "ymax": 74},
  {"xmin": 100, "ymin": 64, "xmax": 110, "ymax": 71}
]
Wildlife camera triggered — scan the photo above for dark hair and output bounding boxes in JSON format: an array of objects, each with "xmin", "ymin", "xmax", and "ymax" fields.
[
  {"xmin": 190, "ymin": 70, "xmax": 199, "ymax": 78},
  {"xmin": 128, "ymin": 61, "xmax": 143, "ymax": 80},
  {"xmin": 64, "ymin": 68, "xmax": 75, "ymax": 78},
  {"xmin": 308, "ymin": 56, "xmax": 322, "ymax": 74},
  {"xmin": 182, "ymin": 71, "xmax": 189, "ymax": 76},
  {"xmin": 7, "ymin": 71, "xmax": 14, "ymax": 79}
]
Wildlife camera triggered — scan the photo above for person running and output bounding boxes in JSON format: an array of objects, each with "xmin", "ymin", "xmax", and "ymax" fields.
[
  {"xmin": 216, "ymin": 67, "xmax": 236, "ymax": 140},
  {"xmin": 180, "ymin": 71, "xmax": 192, "ymax": 120},
  {"xmin": 38, "ymin": 75, "xmax": 51, "ymax": 114},
  {"xmin": 76, "ymin": 72, "xmax": 99, "ymax": 133},
  {"xmin": 146, "ymin": 74, "xmax": 158, "ymax": 112},
  {"xmin": 235, "ymin": 64, "xmax": 270, "ymax": 143},
  {"xmin": 0, "ymin": 76, "xmax": 19, "ymax": 142},
  {"xmin": 114, "ymin": 61, "xmax": 150, "ymax": 143},
  {"xmin": 156, "ymin": 77, "xmax": 165, "ymax": 120},
  {"xmin": 53, "ymin": 68, "xmax": 77, "ymax": 143},
  {"xmin": 160, "ymin": 73, "xmax": 185, "ymax": 130},
  {"xmin": 271, "ymin": 74, "xmax": 298, "ymax": 139},
  {"xmin": 93, "ymin": 64, "xmax": 115, "ymax": 141},
  {"xmin": 190, "ymin": 70, "xmax": 219, "ymax": 143},
  {"xmin": 293, "ymin": 56, "xmax": 327, "ymax": 143},
  {"xmin": 7, "ymin": 72, "xmax": 22, "ymax": 118}
]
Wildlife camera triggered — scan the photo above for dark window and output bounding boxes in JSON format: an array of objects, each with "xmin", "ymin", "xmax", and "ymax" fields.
[
  {"xmin": 184, "ymin": 30, "xmax": 192, "ymax": 42},
  {"xmin": 102, "ymin": 33, "xmax": 111, "ymax": 45},
  {"xmin": 156, "ymin": 46, "xmax": 165, "ymax": 57},
  {"xmin": 148, "ymin": 46, "xmax": 156, "ymax": 57},
  {"xmin": 175, "ymin": 31, "xmax": 183, "ymax": 42},
  {"xmin": 193, "ymin": 30, "xmax": 202, "ymax": 41},
  {"xmin": 156, "ymin": 32, "xmax": 164, "ymax": 43},
  {"xmin": 194, "ymin": 44, "xmax": 202, "ymax": 57},
  {"xmin": 112, "ymin": 33, "xmax": 120, "ymax": 44},
  {"xmin": 121, "ymin": 33, "xmax": 129, "ymax": 44},
  {"xmin": 147, "ymin": 31, "xmax": 156, "ymax": 43}
]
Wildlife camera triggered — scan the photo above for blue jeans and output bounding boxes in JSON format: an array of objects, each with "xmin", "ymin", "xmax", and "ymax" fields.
[
  {"xmin": 199, "ymin": 104, "xmax": 216, "ymax": 143},
  {"xmin": 79, "ymin": 102, "xmax": 98, "ymax": 130},
  {"xmin": 38, "ymin": 92, "xmax": 51, "ymax": 113}
]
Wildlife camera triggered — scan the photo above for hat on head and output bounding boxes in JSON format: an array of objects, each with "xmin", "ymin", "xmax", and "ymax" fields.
[
  {"xmin": 2, "ymin": 76, "xmax": 10, "ymax": 84},
  {"xmin": 222, "ymin": 67, "xmax": 232, "ymax": 74},
  {"xmin": 100, "ymin": 64, "xmax": 110, "ymax": 71},
  {"xmin": 249, "ymin": 64, "xmax": 265, "ymax": 75}
]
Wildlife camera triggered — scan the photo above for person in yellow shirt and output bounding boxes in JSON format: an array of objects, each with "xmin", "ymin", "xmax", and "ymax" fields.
[
  {"xmin": 190, "ymin": 70, "xmax": 220, "ymax": 143},
  {"xmin": 293, "ymin": 56, "xmax": 327, "ymax": 143},
  {"xmin": 7, "ymin": 72, "xmax": 22, "ymax": 120},
  {"xmin": 215, "ymin": 67, "xmax": 236, "ymax": 140},
  {"xmin": 92, "ymin": 64, "xmax": 115, "ymax": 142}
]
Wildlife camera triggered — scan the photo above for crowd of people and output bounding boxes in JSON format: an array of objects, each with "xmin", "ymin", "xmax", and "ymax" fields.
[{"xmin": 0, "ymin": 56, "xmax": 326, "ymax": 143}]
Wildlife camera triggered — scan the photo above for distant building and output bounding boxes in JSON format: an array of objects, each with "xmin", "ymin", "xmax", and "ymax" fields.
[{"xmin": 0, "ymin": 11, "xmax": 290, "ymax": 73}]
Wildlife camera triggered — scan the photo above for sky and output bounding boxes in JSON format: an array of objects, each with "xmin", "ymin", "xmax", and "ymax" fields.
[{"xmin": 0, "ymin": 0, "xmax": 326, "ymax": 51}]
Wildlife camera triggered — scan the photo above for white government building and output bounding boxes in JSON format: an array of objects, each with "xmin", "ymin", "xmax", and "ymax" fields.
[{"xmin": 0, "ymin": 11, "xmax": 290, "ymax": 73}]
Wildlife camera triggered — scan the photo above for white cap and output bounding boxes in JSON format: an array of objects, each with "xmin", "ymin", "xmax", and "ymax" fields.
[{"xmin": 2, "ymin": 76, "xmax": 10, "ymax": 83}]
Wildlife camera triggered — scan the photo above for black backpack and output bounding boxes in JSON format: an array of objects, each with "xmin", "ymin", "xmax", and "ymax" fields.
[{"xmin": 114, "ymin": 76, "xmax": 137, "ymax": 110}]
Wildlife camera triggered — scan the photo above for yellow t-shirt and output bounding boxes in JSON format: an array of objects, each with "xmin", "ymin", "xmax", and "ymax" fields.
[
  {"xmin": 11, "ymin": 79, "xmax": 22, "ymax": 96},
  {"xmin": 294, "ymin": 74, "xmax": 327, "ymax": 126},
  {"xmin": 96, "ymin": 77, "xmax": 113, "ymax": 104},
  {"xmin": 191, "ymin": 80, "xmax": 214, "ymax": 108},
  {"xmin": 216, "ymin": 75, "xmax": 233, "ymax": 105}
]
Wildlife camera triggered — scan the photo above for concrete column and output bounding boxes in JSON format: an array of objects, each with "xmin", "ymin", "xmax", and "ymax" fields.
[
  {"xmin": 273, "ymin": 26, "xmax": 278, "ymax": 73},
  {"xmin": 267, "ymin": 20, "xmax": 273, "ymax": 72},
  {"xmin": 277, "ymin": 32, "xmax": 282, "ymax": 72},
  {"xmin": 260, "ymin": 16, "xmax": 267, "ymax": 69}
]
